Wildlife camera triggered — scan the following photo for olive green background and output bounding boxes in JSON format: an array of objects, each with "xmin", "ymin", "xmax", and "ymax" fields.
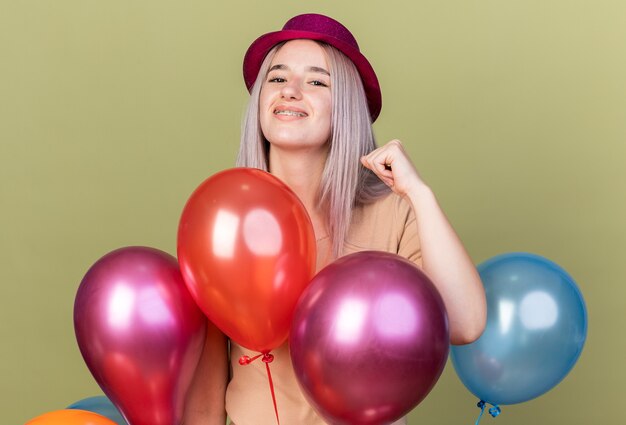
[{"xmin": 2, "ymin": 1, "xmax": 624, "ymax": 423}]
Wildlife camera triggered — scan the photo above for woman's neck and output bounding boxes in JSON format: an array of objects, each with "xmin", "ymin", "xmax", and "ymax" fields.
[{"xmin": 268, "ymin": 145, "xmax": 328, "ymax": 238}]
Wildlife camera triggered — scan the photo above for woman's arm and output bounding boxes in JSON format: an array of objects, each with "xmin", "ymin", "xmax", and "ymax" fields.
[
  {"xmin": 182, "ymin": 321, "xmax": 229, "ymax": 424},
  {"xmin": 361, "ymin": 139, "xmax": 486, "ymax": 345}
]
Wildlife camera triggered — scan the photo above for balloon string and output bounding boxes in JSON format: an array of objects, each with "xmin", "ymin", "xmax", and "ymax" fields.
[
  {"xmin": 263, "ymin": 353, "xmax": 280, "ymax": 425},
  {"xmin": 475, "ymin": 401, "xmax": 486, "ymax": 425},
  {"xmin": 475, "ymin": 400, "xmax": 501, "ymax": 425},
  {"xmin": 238, "ymin": 352, "xmax": 280, "ymax": 425}
]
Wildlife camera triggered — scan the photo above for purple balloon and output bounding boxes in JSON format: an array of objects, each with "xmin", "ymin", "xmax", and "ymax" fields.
[
  {"xmin": 290, "ymin": 251, "xmax": 449, "ymax": 425},
  {"xmin": 74, "ymin": 247, "xmax": 207, "ymax": 425}
]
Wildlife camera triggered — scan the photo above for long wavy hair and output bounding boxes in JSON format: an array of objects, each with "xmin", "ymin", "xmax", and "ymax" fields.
[{"xmin": 236, "ymin": 41, "xmax": 389, "ymax": 259}]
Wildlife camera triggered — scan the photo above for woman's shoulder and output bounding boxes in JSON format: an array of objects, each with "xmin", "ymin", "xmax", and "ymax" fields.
[
  {"xmin": 356, "ymin": 191, "xmax": 412, "ymax": 221},
  {"xmin": 345, "ymin": 192, "xmax": 413, "ymax": 252}
]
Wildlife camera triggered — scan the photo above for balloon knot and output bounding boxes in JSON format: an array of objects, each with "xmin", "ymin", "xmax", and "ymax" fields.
[
  {"xmin": 488, "ymin": 405, "xmax": 501, "ymax": 418},
  {"xmin": 262, "ymin": 353, "xmax": 275, "ymax": 363},
  {"xmin": 475, "ymin": 400, "xmax": 501, "ymax": 423},
  {"xmin": 238, "ymin": 353, "xmax": 266, "ymax": 366}
]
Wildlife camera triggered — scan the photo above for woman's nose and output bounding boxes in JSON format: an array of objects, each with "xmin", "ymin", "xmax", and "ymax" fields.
[{"xmin": 280, "ymin": 79, "xmax": 302, "ymax": 100}]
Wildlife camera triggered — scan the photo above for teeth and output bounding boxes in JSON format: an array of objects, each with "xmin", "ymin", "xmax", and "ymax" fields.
[{"xmin": 274, "ymin": 110, "xmax": 306, "ymax": 117}]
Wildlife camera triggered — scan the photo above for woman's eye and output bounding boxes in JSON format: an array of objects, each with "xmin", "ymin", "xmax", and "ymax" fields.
[
  {"xmin": 310, "ymin": 80, "xmax": 328, "ymax": 87},
  {"xmin": 268, "ymin": 76, "xmax": 286, "ymax": 83}
]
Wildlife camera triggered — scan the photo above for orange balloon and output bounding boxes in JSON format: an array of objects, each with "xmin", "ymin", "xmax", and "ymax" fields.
[
  {"xmin": 178, "ymin": 168, "xmax": 316, "ymax": 353},
  {"xmin": 26, "ymin": 409, "xmax": 118, "ymax": 425}
]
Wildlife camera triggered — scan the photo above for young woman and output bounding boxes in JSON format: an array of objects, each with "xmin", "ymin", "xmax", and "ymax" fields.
[{"xmin": 183, "ymin": 13, "xmax": 486, "ymax": 425}]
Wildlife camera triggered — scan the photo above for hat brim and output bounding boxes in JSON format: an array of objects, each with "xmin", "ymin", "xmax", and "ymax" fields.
[{"xmin": 243, "ymin": 30, "xmax": 382, "ymax": 122}]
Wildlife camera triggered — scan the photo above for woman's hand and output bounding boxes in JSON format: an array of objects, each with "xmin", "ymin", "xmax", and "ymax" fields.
[{"xmin": 360, "ymin": 139, "xmax": 425, "ymax": 197}]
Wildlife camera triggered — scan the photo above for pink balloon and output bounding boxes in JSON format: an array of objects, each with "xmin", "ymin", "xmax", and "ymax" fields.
[
  {"xmin": 74, "ymin": 247, "xmax": 207, "ymax": 425},
  {"xmin": 290, "ymin": 251, "xmax": 449, "ymax": 425}
]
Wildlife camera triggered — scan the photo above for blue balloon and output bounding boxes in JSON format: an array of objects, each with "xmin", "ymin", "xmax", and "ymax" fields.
[
  {"xmin": 67, "ymin": 395, "xmax": 128, "ymax": 425},
  {"xmin": 451, "ymin": 253, "xmax": 587, "ymax": 406}
]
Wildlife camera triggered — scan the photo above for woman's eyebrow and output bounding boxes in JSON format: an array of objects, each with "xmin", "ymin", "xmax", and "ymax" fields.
[
  {"xmin": 308, "ymin": 66, "xmax": 330, "ymax": 76},
  {"xmin": 268, "ymin": 64, "xmax": 330, "ymax": 75},
  {"xmin": 268, "ymin": 64, "xmax": 288, "ymax": 72}
]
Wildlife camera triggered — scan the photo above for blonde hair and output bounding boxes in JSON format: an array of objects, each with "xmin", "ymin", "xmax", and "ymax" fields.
[{"xmin": 236, "ymin": 41, "xmax": 389, "ymax": 259}]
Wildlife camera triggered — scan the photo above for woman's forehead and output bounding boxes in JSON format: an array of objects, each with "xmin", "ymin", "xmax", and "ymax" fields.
[{"xmin": 270, "ymin": 40, "xmax": 329, "ymax": 69}]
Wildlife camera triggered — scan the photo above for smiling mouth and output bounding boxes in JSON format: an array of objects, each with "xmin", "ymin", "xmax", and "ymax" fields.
[{"xmin": 274, "ymin": 109, "xmax": 308, "ymax": 117}]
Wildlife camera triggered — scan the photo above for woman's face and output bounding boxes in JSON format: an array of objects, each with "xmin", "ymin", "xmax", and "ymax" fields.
[{"xmin": 259, "ymin": 40, "xmax": 332, "ymax": 151}]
